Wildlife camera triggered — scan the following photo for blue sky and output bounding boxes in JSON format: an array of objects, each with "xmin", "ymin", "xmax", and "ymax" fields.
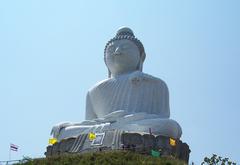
[{"xmin": 0, "ymin": 0, "xmax": 239, "ymax": 164}]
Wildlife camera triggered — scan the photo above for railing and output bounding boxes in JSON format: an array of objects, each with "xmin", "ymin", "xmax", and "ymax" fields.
[{"xmin": 0, "ymin": 159, "xmax": 27, "ymax": 165}]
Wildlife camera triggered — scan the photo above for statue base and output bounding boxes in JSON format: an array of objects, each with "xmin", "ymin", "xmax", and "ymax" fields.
[{"xmin": 45, "ymin": 129, "xmax": 190, "ymax": 163}]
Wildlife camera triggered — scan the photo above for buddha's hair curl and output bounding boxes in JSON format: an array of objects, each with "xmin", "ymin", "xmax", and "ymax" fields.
[{"xmin": 104, "ymin": 27, "xmax": 146, "ymax": 64}]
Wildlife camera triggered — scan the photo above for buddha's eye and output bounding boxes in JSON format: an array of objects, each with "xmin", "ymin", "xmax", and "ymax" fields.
[
  {"xmin": 107, "ymin": 46, "xmax": 115, "ymax": 53},
  {"xmin": 122, "ymin": 44, "xmax": 129, "ymax": 49}
]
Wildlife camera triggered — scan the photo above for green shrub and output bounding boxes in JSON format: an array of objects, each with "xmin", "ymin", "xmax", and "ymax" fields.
[
  {"xmin": 201, "ymin": 154, "xmax": 236, "ymax": 165},
  {"xmin": 16, "ymin": 151, "xmax": 186, "ymax": 165}
]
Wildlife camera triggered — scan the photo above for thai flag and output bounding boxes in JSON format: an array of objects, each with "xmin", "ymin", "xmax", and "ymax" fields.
[{"xmin": 10, "ymin": 144, "xmax": 18, "ymax": 152}]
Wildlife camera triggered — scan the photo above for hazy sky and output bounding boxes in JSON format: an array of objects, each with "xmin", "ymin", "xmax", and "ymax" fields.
[{"xmin": 0, "ymin": 0, "xmax": 239, "ymax": 164}]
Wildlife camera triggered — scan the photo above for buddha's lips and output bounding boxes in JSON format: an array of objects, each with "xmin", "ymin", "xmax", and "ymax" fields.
[{"xmin": 113, "ymin": 52, "xmax": 123, "ymax": 56}]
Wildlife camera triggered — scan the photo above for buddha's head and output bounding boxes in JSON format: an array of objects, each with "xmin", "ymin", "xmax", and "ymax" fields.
[{"xmin": 104, "ymin": 27, "xmax": 146, "ymax": 78}]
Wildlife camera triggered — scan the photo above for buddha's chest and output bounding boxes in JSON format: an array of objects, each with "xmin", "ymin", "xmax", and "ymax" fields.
[{"xmin": 89, "ymin": 78, "xmax": 162, "ymax": 118}]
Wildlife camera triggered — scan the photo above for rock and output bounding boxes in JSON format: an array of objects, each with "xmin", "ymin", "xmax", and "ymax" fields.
[{"xmin": 46, "ymin": 131, "xmax": 190, "ymax": 163}]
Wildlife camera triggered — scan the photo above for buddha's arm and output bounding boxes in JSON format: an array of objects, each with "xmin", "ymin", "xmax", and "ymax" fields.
[
  {"xmin": 85, "ymin": 91, "xmax": 97, "ymax": 120},
  {"xmin": 159, "ymin": 80, "xmax": 170, "ymax": 118}
]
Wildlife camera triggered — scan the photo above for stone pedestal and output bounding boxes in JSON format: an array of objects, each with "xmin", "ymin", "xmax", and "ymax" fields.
[{"xmin": 45, "ymin": 130, "xmax": 190, "ymax": 163}]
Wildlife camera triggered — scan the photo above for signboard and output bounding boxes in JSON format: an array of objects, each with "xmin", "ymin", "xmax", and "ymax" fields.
[{"xmin": 91, "ymin": 133, "xmax": 105, "ymax": 146}]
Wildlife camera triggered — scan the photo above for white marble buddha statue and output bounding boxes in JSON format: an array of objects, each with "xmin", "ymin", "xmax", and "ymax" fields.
[{"xmin": 51, "ymin": 27, "xmax": 182, "ymax": 141}]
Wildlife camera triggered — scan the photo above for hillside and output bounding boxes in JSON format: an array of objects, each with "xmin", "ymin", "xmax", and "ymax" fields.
[{"xmin": 17, "ymin": 151, "xmax": 186, "ymax": 165}]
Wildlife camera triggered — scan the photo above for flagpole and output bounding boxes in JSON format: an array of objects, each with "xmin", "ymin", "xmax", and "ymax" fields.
[{"xmin": 9, "ymin": 144, "xmax": 11, "ymax": 162}]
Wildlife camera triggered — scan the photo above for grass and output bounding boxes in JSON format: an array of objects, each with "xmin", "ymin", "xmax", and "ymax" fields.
[{"xmin": 16, "ymin": 150, "xmax": 186, "ymax": 165}]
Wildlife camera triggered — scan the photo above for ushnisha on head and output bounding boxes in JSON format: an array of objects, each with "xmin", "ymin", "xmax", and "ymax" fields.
[{"xmin": 104, "ymin": 27, "xmax": 146, "ymax": 78}]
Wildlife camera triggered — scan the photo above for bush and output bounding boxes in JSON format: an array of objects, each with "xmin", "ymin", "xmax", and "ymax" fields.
[
  {"xmin": 15, "ymin": 151, "xmax": 186, "ymax": 165},
  {"xmin": 201, "ymin": 154, "xmax": 236, "ymax": 165}
]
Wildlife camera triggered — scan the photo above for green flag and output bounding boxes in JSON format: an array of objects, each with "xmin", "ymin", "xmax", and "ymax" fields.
[{"xmin": 151, "ymin": 149, "xmax": 160, "ymax": 157}]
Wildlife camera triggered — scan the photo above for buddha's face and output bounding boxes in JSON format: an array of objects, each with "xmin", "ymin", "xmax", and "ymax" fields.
[{"xmin": 105, "ymin": 39, "xmax": 141, "ymax": 76}]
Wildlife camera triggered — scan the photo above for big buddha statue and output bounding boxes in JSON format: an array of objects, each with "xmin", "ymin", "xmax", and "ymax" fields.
[{"xmin": 51, "ymin": 27, "xmax": 182, "ymax": 142}]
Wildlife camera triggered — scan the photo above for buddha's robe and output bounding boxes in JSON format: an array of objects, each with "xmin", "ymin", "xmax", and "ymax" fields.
[
  {"xmin": 86, "ymin": 71, "xmax": 170, "ymax": 119},
  {"xmin": 53, "ymin": 71, "xmax": 182, "ymax": 141}
]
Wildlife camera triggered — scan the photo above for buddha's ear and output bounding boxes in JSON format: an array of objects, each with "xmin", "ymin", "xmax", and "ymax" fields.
[
  {"xmin": 137, "ymin": 52, "xmax": 145, "ymax": 71},
  {"xmin": 104, "ymin": 57, "xmax": 111, "ymax": 78},
  {"xmin": 108, "ymin": 69, "xmax": 111, "ymax": 78}
]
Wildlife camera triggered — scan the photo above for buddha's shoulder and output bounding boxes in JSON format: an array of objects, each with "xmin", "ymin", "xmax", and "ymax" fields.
[
  {"xmin": 88, "ymin": 71, "xmax": 168, "ymax": 93},
  {"xmin": 88, "ymin": 78, "xmax": 114, "ymax": 92},
  {"xmin": 129, "ymin": 71, "xmax": 168, "ymax": 86}
]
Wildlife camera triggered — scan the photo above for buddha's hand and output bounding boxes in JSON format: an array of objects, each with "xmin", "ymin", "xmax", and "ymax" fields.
[
  {"xmin": 51, "ymin": 122, "xmax": 73, "ymax": 139},
  {"xmin": 129, "ymin": 71, "xmax": 156, "ymax": 84},
  {"xmin": 78, "ymin": 119, "xmax": 104, "ymax": 125},
  {"xmin": 116, "ymin": 112, "xmax": 160, "ymax": 123},
  {"xmin": 102, "ymin": 110, "xmax": 127, "ymax": 123}
]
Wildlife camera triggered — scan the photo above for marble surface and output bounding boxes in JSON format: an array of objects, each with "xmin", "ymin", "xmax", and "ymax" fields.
[{"xmin": 51, "ymin": 27, "xmax": 182, "ymax": 141}]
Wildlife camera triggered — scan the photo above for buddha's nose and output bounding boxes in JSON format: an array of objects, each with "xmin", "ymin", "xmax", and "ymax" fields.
[{"xmin": 114, "ymin": 47, "xmax": 122, "ymax": 55}]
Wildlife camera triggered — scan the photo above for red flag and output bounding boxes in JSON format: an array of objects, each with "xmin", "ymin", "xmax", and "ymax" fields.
[{"xmin": 10, "ymin": 144, "xmax": 18, "ymax": 152}]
